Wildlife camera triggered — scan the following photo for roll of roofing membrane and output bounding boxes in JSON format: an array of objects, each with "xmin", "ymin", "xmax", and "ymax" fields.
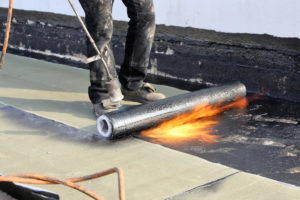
[{"xmin": 97, "ymin": 82, "xmax": 246, "ymax": 139}]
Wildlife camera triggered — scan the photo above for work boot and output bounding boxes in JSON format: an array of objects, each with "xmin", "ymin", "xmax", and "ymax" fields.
[
  {"xmin": 122, "ymin": 83, "xmax": 166, "ymax": 103},
  {"xmin": 93, "ymin": 99, "xmax": 121, "ymax": 118}
]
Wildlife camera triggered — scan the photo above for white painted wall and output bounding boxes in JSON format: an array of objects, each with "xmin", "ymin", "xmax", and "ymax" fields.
[{"xmin": 0, "ymin": 0, "xmax": 299, "ymax": 38}]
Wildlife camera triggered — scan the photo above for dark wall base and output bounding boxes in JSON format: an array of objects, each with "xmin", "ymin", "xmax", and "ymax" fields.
[{"xmin": 1, "ymin": 8, "xmax": 300, "ymax": 102}]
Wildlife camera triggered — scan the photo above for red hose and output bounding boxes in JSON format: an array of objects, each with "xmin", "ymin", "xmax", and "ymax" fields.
[
  {"xmin": 0, "ymin": 0, "xmax": 13, "ymax": 70},
  {"xmin": 0, "ymin": 168, "xmax": 126, "ymax": 200}
]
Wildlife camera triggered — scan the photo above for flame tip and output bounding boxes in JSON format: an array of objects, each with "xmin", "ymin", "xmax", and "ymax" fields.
[{"xmin": 142, "ymin": 95, "xmax": 256, "ymax": 145}]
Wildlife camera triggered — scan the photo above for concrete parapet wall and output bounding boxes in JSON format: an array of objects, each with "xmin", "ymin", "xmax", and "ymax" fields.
[{"xmin": 1, "ymin": 0, "xmax": 299, "ymax": 38}]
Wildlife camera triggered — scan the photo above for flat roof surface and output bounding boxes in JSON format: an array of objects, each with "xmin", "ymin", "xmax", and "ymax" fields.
[{"xmin": 0, "ymin": 54, "xmax": 300, "ymax": 199}]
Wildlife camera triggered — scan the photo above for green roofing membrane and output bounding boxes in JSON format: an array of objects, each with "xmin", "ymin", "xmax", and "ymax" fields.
[{"xmin": 0, "ymin": 54, "xmax": 299, "ymax": 200}]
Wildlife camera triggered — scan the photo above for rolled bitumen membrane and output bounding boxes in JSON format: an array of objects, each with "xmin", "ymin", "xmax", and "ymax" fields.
[{"xmin": 97, "ymin": 82, "xmax": 246, "ymax": 139}]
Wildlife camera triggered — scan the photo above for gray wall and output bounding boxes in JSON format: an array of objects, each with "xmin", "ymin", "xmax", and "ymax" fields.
[{"xmin": 0, "ymin": 0, "xmax": 299, "ymax": 38}]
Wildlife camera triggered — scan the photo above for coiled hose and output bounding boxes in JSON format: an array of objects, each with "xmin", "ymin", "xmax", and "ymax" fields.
[{"xmin": 0, "ymin": 168, "xmax": 126, "ymax": 200}]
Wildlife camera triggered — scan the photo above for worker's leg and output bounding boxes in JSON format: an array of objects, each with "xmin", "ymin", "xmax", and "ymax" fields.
[
  {"xmin": 119, "ymin": 0, "xmax": 165, "ymax": 103},
  {"xmin": 119, "ymin": 0, "xmax": 156, "ymax": 91},
  {"xmin": 79, "ymin": 0, "xmax": 118, "ymax": 106}
]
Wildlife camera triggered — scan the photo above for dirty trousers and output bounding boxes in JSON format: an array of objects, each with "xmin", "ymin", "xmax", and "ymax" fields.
[{"xmin": 79, "ymin": 0, "xmax": 156, "ymax": 104}]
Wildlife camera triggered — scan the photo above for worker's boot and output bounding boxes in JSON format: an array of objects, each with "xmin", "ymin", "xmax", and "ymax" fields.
[
  {"xmin": 122, "ymin": 83, "xmax": 166, "ymax": 103},
  {"xmin": 93, "ymin": 99, "xmax": 121, "ymax": 118}
]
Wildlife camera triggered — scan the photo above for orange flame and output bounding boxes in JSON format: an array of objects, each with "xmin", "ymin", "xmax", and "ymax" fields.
[{"xmin": 141, "ymin": 97, "xmax": 249, "ymax": 145}]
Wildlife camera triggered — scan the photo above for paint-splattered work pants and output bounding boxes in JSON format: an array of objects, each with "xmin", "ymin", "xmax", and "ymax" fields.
[{"xmin": 79, "ymin": 0, "xmax": 156, "ymax": 104}]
